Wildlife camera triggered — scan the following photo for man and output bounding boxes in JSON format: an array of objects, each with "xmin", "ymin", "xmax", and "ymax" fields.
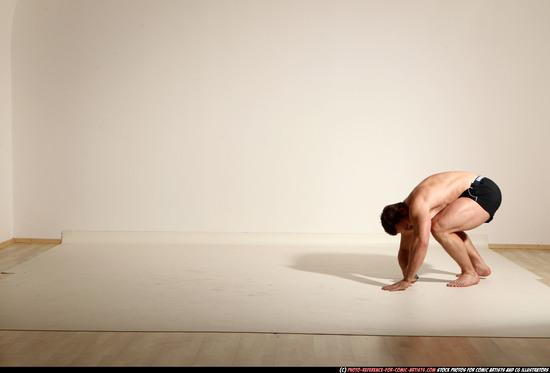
[{"xmin": 380, "ymin": 171, "xmax": 502, "ymax": 291}]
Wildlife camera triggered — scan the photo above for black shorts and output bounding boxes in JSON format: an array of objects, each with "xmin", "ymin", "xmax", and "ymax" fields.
[{"xmin": 459, "ymin": 175, "xmax": 502, "ymax": 223}]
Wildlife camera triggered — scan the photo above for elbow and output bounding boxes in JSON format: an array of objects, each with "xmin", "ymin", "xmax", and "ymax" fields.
[{"xmin": 416, "ymin": 239, "xmax": 429, "ymax": 253}]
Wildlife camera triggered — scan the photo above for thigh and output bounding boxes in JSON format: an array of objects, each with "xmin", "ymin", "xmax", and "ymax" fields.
[{"xmin": 432, "ymin": 198, "xmax": 490, "ymax": 233}]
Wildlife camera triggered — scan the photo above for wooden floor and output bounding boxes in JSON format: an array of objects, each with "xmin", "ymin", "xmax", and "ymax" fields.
[{"xmin": 1, "ymin": 242, "xmax": 550, "ymax": 367}]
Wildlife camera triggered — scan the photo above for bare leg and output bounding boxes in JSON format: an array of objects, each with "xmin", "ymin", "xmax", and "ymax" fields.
[
  {"xmin": 433, "ymin": 231, "xmax": 480, "ymax": 287},
  {"xmin": 431, "ymin": 198, "xmax": 491, "ymax": 288},
  {"xmin": 456, "ymin": 231, "xmax": 491, "ymax": 277}
]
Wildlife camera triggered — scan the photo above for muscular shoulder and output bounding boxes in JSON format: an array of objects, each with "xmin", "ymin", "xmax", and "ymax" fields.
[
  {"xmin": 407, "ymin": 194, "xmax": 430, "ymax": 219},
  {"xmin": 403, "ymin": 182, "xmax": 431, "ymax": 209},
  {"xmin": 405, "ymin": 171, "xmax": 476, "ymax": 214}
]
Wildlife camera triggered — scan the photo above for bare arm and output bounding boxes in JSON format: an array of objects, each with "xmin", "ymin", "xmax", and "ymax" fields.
[
  {"xmin": 398, "ymin": 230, "xmax": 413, "ymax": 275},
  {"xmin": 404, "ymin": 205, "xmax": 430, "ymax": 282},
  {"xmin": 404, "ymin": 208, "xmax": 431, "ymax": 282},
  {"xmin": 398, "ymin": 230, "xmax": 421, "ymax": 282},
  {"xmin": 383, "ymin": 201, "xmax": 430, "ymax": 291}
]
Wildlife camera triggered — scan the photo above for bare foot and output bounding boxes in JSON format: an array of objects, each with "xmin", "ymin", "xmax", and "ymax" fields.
[
  {"xmin": 476, "ymin": 264, "xmax": 491, "ymax": 277},
  {"xmin": 448, "ymin": 273, "xmax": 480, "ymax": 287},
  {"xmin": 456, "ymin": 265, "xmax": 491, "ymax": 278}
]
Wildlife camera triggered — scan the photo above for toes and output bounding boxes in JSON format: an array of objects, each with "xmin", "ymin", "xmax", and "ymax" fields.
[{"xmin": 447, "ymin": 275, "xmax": 479, "ymax": 287}]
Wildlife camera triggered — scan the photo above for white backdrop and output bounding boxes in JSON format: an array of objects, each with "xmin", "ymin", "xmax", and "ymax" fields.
[
  {"xmin": 0, "ymin": 0, "xmax": 17, "ymax": 243},
  {"xmin": 9, "ymin": 0, "xmax": 550, "ymax": 244}
]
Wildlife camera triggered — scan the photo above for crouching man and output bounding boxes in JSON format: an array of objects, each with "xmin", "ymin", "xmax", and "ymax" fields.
[{"xmin": 380, "ymin": 171, "xmax": 502, "ymax": 291}]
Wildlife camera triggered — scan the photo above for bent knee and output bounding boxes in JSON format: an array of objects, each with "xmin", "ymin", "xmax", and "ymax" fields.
[{"xmin": 430, "ymin": 218, "xmax": 448, "ymax": 240}]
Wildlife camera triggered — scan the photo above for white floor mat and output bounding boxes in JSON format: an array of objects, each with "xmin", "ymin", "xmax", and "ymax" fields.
[{"xmin": 1, "ymin": 231, "xmax": 548, "ymax": 337}]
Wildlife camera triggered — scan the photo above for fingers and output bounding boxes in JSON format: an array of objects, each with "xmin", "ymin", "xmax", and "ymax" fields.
[
  {"xmin": 384, "ymin": 287, "xmax": 405, "ymax": 291},
  {"xmin": 382, "ymin": 280, "xmax": 410, "ymax": 291},
  {"xmin": 383, "ymin": 285, "xmax": 405, "ymax": 291}
]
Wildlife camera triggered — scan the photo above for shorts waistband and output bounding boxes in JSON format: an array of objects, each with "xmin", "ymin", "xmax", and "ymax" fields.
[{"xmin": 473, "ymin": 175, "xmax": 485, "ymax": 184}]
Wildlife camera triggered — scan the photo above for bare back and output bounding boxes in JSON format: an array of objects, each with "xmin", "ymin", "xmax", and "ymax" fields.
[{"xmin": 403, "ymin": 171, "xmax": 477, "ymax": 218}]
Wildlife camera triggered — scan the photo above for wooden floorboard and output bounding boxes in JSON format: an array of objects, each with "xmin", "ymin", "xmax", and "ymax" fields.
[{"xmin": 1, "ymin": 242, "xmax": 549, "ymax": 367}]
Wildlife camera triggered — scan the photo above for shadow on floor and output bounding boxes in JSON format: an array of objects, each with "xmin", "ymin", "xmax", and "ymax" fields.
[{"xmin": 289, "ymin": 251, "xmax": 457, "ymax": 287}]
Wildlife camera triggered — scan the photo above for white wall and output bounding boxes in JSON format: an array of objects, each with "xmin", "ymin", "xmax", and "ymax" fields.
[
  {"xmin": 0, "ymin": 0, "xmax": 18, "ymax": 243},
  {"xmin": 11, "ymin": 0, "xmax": 550, "ymax": 244}
]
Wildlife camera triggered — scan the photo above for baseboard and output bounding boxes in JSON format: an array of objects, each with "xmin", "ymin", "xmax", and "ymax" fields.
[
  {"xmin": 12, "ymin": 238, "xmax": 62, "ymax": 244},
  {"xmin": 489, "ymin": 243, "xmax": 550, "ymax": 250},
  {"xmin": 0, "ymin": 238, "xmax": 15, "ymax": 249},
  {"xmin": 60, "ymin": 230, "xmax": 404, "ymax": 247},
  {"xmin": 2, "ymin": 235, "xmax": 549, "ymax": 250}
]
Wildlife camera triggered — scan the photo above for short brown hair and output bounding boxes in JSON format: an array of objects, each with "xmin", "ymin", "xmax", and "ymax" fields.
[{"xmin": 380, "ymin": 202, "xmax": 409, "ymax": 235}]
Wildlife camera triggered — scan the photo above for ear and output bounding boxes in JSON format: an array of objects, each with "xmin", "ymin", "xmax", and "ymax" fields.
[{"xmin": 398, "ymin": 207, "xmax": 408, "ymax": 215}]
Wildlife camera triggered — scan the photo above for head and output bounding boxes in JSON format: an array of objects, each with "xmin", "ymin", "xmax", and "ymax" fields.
[{"xmin": 380, "ymin": 202, "xmax": 411, "ymax": 235}]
